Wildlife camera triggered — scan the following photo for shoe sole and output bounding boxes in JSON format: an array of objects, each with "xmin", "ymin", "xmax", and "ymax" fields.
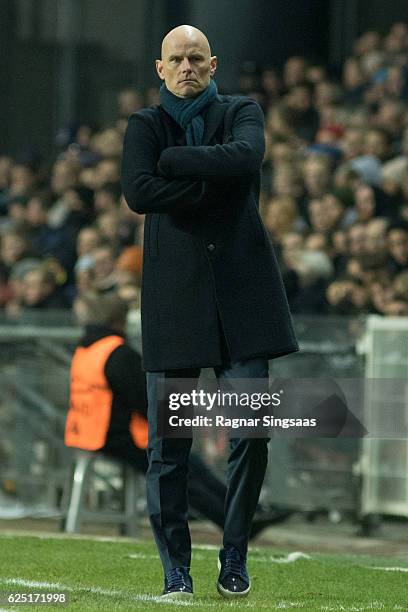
[
  {"xmin": 216, "ymin": 581, "xmax": 251, "ymax": 599},
  {"xmin": 161, "ymin": 591, "xmax": 193, "ymax": 600},
  {"xmin": 216, "ymin": 558, "xmax": 251, "ymax": 599}
]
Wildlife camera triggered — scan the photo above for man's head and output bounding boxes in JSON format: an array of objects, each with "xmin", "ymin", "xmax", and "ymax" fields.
[
  {"xmin": 51, "ymin": 159, "xmax": 78, "ymax": 195},
  {"xmin": 348, "ymin": 223, "xmax": 367, "ymax": 256},
  {"xmin": 1, "ymin": 230, "xmax": 30, "ymax": 266},
  {"xmin": 91, "ymin": 245, "xmax": 116, "ymax": 281},
  {"xmin": 388, "ymin": 223, "xmax": 408, "ymax": 265},
  {"xmin": 22, "ymin": 267, "xmax": 56, "ymax": 307},
  {"xmin": 73, "ymin": 291, "xmax": 129, "ymax": 332},
  {"xmin": 365, "ymin": 217, "xmax": 389, "ymax": 255},
  {"xmin": 156, "ymin": 25, "xmax": 217, "ymax": 98}
]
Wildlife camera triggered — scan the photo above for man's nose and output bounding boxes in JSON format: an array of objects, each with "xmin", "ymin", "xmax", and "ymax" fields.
[{"xmin": 180, "ymin": 58, "xmax": 192, "ymax": 72}]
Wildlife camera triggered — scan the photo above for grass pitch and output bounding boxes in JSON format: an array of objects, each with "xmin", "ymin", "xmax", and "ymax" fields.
[{"xmin": 0, "ymin": 534, "xmax": 407, "ymax": 611}]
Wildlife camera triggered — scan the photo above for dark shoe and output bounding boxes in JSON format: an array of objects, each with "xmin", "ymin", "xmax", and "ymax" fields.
[
  {"xmin": 217, "ymin": 547, "xmax": 250, "ymax": 598},
  {"xmin": 162, "ymin": 567, "xmax": 193, "ymax": 599}
]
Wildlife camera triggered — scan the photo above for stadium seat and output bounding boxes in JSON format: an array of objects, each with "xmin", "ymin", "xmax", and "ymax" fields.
[{"xmin": 61, "ymin": 449, "xmax": 144, "ymax": 537}]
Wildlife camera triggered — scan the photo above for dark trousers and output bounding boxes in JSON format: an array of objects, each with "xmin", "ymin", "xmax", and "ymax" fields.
[
  {"xmin": 102, "ymin": 433, "xmax": 226, "ymax": 529},
  {"xmin": 146, "ymin": 357, "xmax": 269, "ymax": 573}
]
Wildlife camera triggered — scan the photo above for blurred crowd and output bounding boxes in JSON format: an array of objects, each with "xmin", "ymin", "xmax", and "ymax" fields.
[{"xmin": 1, "ymin": 22, "xmax": 408, "ymax": 318}]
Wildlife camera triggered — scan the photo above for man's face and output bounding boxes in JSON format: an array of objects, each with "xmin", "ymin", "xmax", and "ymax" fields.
[
  {"xmin": 77, "ymin": 228, "xmax": 100, "ymax": 256},
  {"xmin": 342, "ymin": 129, "xmax": 364, "ymax": 159},
  {"xmin": 23, "ymin": 270, "xmax": 52, "ymax": 305},
  {"xmin": 365, "ymin": 130, "xmax": 388, "ymax": 160},
  {"xmin": 156, "ymin": 28, "xmax": 217, "ymax": 98},
  {"xmin": 365, "ymin": 219, "xmax": 388, "ymax": 254},
  {"xmin": 388, "ymin": 229, "xmax": 408, "ymax": 264},
  {"xmin": 348, "ymin": 225, "xmax": 366, "ymax": 256},
  {"xmin": 92, "ymin": 247, "xmax": 115, "ymax": 280},
  {"xmin": 308, "ymin": 199, "xmax": 329, "ymax": 232}
]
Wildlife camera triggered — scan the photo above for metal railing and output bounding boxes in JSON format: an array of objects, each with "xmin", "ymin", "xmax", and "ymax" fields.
[{"xmin": 0, "ymin": 311, "xmax": 405, "ymax": 526}]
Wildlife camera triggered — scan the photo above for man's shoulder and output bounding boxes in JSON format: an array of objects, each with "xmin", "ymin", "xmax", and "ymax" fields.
[
  {"xmin": 214, "ymin": 95, "xmax": 264, "ymax": 122},
  {"xmin": 217, "ymin": 93, "xmax": 250, "ymax": 103},
  {"xmin": 124, "ymin": 106, "xmax": 165, "ymax": 139},
  {"xmin": 128, "ymin": 105, "xmax": 162, "ymax": 124},
  {"xmin": 216, "ymin": 94, "xmax": 261, "ymax": 109},
  {"xmin": 214, "ymin": 95, "xmax": 264, "ymax": 129}
]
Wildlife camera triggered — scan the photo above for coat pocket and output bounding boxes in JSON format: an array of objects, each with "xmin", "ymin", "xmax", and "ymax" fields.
[
  {"xmin": 248, "ymin": 199, "xmax": 266, "ymax": 246},
  {"xmin": 147, "ymin": 213, "xmax": 160, "ymax": 260}
]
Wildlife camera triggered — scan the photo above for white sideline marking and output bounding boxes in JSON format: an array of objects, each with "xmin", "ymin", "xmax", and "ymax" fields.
[
  {"xmin": 321, "ymin": 604, "xmax": 406, "ymax": 611},
  {"xmin": 0, "ymin": 532, "xmax": 140, "ymax": 544},
  {"xmin": 253, "ymin": 552, "xmax": 311, "ymax": 564},
  {"xmin": 370, "ymin": 566, "xmax": 408, "ymax": 573},
  {"xmin": 127, "ymin": 550, "xmax": 311, "ymax": 564},
  {"xmin": 128, "ymin": 552, "xmax": 208, "ymax": 561},
  {"xmin": 1, "ymin": 578, "xmax": 211, "ymax": 607}
]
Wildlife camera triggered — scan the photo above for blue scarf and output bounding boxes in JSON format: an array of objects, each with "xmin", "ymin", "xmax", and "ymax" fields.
[{"xmin": 159, "ymin": 79, "xmax": 218, "ymax": 146}]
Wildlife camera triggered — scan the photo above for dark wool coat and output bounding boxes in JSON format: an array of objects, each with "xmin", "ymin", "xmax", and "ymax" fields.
[{"xmin": 122, "ymin": 94, "xmax": 299, "ymax": 371}]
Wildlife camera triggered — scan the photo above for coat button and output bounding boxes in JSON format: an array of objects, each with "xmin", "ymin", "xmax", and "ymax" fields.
[{"xmin": 207, "ymin": 243, "xmax": 216, "ymax": 252}]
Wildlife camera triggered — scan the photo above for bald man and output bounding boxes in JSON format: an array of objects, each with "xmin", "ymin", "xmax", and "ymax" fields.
[{"xmin": 122, "ymin": 25, "xmax": 298, "ymax": 599}]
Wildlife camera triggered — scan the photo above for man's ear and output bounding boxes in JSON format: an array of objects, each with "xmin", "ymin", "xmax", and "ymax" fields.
[
  {"xmin": 156, "ymin": 59, "xmax": 165, "ymax": 81},
  {"xmin": 210, "ymin": 55, "xmax": 217, "ymax": 76}
]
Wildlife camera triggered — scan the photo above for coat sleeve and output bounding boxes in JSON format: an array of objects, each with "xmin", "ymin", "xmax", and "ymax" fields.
[
  {"xmin": 121, "ymin": 113, "xmax": 208, "ymax": 214},
  {"xmin": 157, "ymin": 100, "xmax": 265, "ymax": 182}
]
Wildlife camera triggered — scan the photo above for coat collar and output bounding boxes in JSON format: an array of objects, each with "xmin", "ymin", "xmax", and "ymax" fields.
[
  {"xmin": 202, "ymin": 96, "xmax": 228, "ymax": 145},
  {"xmin": 159, "ymin": 95, "xmax": 228, "ymax": 146}
]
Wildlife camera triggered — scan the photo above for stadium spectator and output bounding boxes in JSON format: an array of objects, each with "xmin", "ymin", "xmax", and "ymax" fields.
[
  {"xmin": 94, "ymin": 159, "xmax": 121, "ymax": 189},
  {"xmin": 90, "ymin": 245, "xmax": 118, "ymax": 292},
  {"xmin": 51, "ymin": 159, "xmax": 79, "ymax": 198},
  {"xmin": 0, "ymin": 156, "xmax": 12, "ymax": 193},
  {"xmin": 76, "ymin": 226, "xmax": 102, "ymax": 258},
  {"xmin": 387, "ymin": 222, "xmax": 408, "ymax": 273},
  {"xmin": 286, "ymin": 83, "xmax": 319, "ymax": 141},
  {"xmin": 364, "ymin": 128, "xmax": 392, "ymax": 162},
  {"xmin": 0, "ymin": 230, "xmax": 32, "ymax": 277},
  {"xmin": 117, "ymin": 88, "xmax": 143, "ymax": 119},
  {"xmin": 19, "ymin": 265, "xmax": 66, "ymax": 310},
  {"xmin": 96, "ymin": 212, "xmax": 121, "ymax": 249},
  {"xmin": 263, "ymin": 195, "xmax": 303, "ymax": 243},
  {"xmin": 8, "ymin": 163, "xmax": 38, "ymax": 199},
  {"xmin": 283, "ymin": 56, "xmax": 308, "ymax": 89},
  {"xmin": 94, "ymin": 182, "xmax": 121, "ymax": 214},
  {"xmin": 73, "ymin": 255, "xmax": 94, "ymax": 297}
]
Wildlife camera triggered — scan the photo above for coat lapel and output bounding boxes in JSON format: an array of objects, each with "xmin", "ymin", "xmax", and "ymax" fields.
[{"xmin": 202, "ymin": 96, "xmax": 228, "ymax": 145}]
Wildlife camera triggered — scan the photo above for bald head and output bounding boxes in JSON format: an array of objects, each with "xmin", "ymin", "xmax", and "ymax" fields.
[
  {"xmin": 156, "ymin": 24, "xmax": 217, "ymax": 98},
  {"xmin": 161, "ymin": 25, "xmax": 211, "ymax": 59}
]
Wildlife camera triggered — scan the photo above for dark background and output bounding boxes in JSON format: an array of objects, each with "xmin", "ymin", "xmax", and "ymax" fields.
[{"xmin": 1, "ymin": 0, "xmax": 408, "ymax": 157}]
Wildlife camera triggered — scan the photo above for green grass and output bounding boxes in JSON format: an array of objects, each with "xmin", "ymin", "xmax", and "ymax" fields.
[{"xmin": 0, "ymin": 534, "xmax": 408, "ymax": 611}]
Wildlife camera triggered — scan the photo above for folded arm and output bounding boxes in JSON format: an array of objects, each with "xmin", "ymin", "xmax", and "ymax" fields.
[
  {"xmin": 157, "ymin": 100, "xmax": 265, "ymax": 182},
  {"xmin": 121, "ymin": 114, "xmax": 208, "ymax": 214}
]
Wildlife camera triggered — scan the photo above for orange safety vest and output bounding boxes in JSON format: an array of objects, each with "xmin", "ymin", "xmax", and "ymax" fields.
[{"xmin": 65, "ymin": 335, "xmax": 148, "ymax": 451}]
